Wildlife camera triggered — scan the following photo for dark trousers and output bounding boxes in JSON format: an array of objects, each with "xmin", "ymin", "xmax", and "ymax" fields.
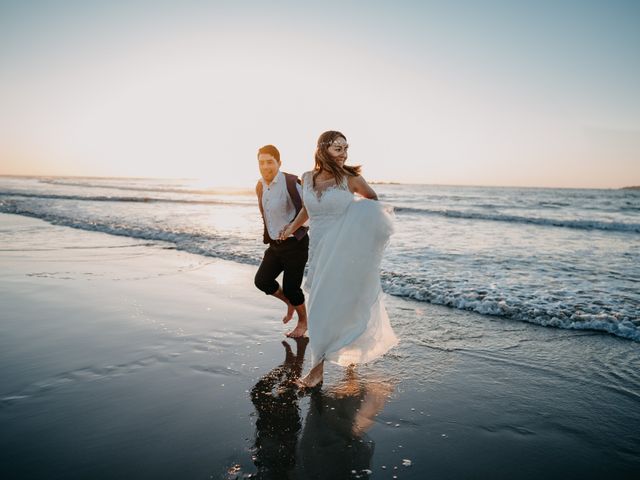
[{"xmin": 254, "ymin": 236, "xmax": 309, "ymax": 307}]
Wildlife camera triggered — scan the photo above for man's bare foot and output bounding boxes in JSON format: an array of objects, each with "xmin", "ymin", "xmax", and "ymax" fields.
[
  {"xmin": 286, "ymin": 321, "xmax": 307, "ymax": 338},
  {"xmin": 282, "ymin": 303, "xmax": 295, "ymax": 324},
  {"xmin": 272, "ymin": 288, "xmax": 294, "ymax": 324}
]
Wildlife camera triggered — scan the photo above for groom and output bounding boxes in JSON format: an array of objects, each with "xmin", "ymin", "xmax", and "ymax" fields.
[{"xmin": 254, "ymin": 144, "xmax": 308, "ymax": 337}]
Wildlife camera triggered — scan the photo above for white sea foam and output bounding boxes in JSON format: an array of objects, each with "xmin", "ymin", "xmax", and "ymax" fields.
[
  {"xmin": 0, "ymin": 200, "xmax": 260, "ymax": 266},
  {"xmin": 381, "ymin": 274, "xmax": 640, "ymax": 342}
]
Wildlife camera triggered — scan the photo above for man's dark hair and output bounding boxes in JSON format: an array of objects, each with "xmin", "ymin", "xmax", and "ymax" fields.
[{"xmin": 257, "ymin": 144, "xmax": 280, "ymax": 163}]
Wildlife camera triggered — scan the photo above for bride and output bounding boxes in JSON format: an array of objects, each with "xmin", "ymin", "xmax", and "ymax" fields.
[{"xmin": 280, "ymin": 130, "xmax": 397, "ymax": 388}]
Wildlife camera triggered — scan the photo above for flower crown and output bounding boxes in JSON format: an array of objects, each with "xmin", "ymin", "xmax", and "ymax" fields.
[{"xmin": 318, "ymin": 139, "xmax": 348, "ymax": 147}]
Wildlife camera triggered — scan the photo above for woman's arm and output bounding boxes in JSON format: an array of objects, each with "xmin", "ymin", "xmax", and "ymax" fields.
[
  {"xmin": 348, "ymin": 175, "xmax": 378, "ymax": 200},
  {"xmin": 279, "ymin": 206, "xmax": 309, "ymax": 240},
  {"xmin": 279, "ymin": 173, "xmax": 309, "ymax": 240}
]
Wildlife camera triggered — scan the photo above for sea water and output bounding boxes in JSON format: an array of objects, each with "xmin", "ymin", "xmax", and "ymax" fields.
[{"xmin": 1, "ymin": 176, "xmax": 638, "ymax": 341}]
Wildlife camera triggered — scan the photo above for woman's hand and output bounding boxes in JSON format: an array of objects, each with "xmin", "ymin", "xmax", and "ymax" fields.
[
  {"xmin": 279, "ymin": 224, "xmax": 293, "ymax": 240},
  {"xmin": 280, "ymin": 206, "xmax": 308, "ymax": 240}
]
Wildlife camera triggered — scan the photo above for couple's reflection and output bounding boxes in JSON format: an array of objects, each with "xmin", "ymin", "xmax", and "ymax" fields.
[{"xmin": 250, "ymin": 338, "xmax": 394, "ymax": 479}]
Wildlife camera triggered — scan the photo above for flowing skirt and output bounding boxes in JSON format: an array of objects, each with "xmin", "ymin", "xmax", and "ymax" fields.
[{"xmin": 304, "ymin": 198, "xmax": 398, "ymax": 367}]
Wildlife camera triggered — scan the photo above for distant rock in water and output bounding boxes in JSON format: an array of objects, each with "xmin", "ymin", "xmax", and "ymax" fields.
[{"xmin": 621, "ymin": 186, "xmax": 640, "ymax": 190}]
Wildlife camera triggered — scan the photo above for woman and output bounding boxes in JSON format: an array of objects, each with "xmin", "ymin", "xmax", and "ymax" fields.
[{"xmin": 280, "ymin": 130, "xmax": 397, "ymax": 388}]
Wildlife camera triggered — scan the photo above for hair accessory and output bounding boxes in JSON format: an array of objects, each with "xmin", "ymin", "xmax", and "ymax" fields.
[{"xmin": 318, "ymin": 140, "xmax": 348, "ymax": 147}]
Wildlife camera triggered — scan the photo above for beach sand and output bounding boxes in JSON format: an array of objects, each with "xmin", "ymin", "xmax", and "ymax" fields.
[{"xmin": 1, "ymin": 213, "xmax": 639, "ymax": 479}]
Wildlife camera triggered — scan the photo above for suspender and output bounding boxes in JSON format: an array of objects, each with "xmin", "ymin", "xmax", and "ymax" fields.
[{"xmin": 256, "ymin": 172, "xmax": 308, "ymax": 243}]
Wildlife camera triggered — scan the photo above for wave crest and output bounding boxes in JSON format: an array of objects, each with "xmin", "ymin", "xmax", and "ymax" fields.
[{"xmin": 394, "ymin": 206, "xmax": 640, "ymax": 233}]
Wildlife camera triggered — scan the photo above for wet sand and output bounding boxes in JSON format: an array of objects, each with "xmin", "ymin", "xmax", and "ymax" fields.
[{"xmin": 1, "ymin": 213, "xmax": 639, "ymax": 479}]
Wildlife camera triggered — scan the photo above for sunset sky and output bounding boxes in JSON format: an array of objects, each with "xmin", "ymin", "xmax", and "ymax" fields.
[{"xmin": 1, "ymin": 0, "xmax": 639, "ymax": 188}]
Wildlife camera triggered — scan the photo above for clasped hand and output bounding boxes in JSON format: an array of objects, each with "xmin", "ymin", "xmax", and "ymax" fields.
[{"xmin": 278, "ymin": 224, "xmax": 292, "ymax": 241}]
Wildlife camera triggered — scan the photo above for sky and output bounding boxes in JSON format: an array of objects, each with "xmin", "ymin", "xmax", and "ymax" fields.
[{"xmin": 1, "ymin": 0, "xmax": 639, "ymax": 188}]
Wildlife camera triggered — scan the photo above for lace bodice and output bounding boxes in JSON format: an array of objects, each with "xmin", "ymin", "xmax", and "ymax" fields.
[{"xmin": 302, "ymin": 171, "xmax": 353, "ymax": 218}]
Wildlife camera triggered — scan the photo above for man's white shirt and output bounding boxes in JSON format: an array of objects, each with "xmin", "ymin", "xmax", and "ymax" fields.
[{"xmin": 260, "ymin": 171, "xmax": 303, "ymax": 240}]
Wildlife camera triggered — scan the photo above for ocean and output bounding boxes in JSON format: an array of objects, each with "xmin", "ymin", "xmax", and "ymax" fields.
[{"xmin": 1, "ymin": 175, "xmax": 638, "ymax": 341}]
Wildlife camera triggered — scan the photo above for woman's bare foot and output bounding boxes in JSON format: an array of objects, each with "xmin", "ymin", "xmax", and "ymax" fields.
[
  {"xmin": 286, "ymin": 320, "xmax": 307, "ymax": 338},
  {"xmin": 295, "ymin": 361, "xmax": 324, "ymax": 389}
]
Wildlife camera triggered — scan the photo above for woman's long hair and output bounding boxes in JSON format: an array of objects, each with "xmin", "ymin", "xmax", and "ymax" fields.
[{"xmin": 313, "ymin": 131, "xmax": 361, "ymax": 187}]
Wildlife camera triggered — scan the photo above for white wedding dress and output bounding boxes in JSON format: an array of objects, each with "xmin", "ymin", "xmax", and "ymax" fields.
[{"xmin": 302, "ymin": 171, "xmax": 398, "ymax": 368}]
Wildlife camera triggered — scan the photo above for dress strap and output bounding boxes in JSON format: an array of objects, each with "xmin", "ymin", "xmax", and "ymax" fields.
[{"xmin": 340, "ymin": 175, "xmax": 350, "ymax": 191}]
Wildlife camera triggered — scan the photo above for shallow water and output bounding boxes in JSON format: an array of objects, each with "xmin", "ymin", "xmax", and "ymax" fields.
[{"xmin": 1, "ymin": 176, "xmax": 638, "ymax": 341}]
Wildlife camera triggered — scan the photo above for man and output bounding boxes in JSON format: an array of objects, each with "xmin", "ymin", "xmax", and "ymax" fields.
[{"xmin": 254, "ymin": 144, "xmax": 308, "ymax": 337}]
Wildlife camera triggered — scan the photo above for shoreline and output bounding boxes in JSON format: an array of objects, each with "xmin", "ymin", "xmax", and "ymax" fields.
[{"xmin": 1, "ymin": 213, "xmax": 639, "ymax": 479}]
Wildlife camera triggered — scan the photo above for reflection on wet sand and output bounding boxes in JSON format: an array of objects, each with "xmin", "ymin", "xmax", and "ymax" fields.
[
  {"xmin": 250, "ymin": 338, "xmax": 307, "ymax": 479},
  {"xmin": 296, "ymin": 369, "xmax": 395, "ymax": 479},
  {"xmin": 249, "ymin": 339, "xmax": 394, "ymax": 479}
]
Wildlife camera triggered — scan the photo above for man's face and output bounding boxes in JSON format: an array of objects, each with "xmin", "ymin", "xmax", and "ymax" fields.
[{"xmin": 258, "ymin": 153, "xmax": 281, "ymax": 183}]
